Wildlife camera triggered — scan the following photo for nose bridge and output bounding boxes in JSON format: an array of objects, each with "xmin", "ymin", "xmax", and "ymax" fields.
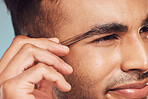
[{"xmin": 121, "ymin": 33, "xmax": 148, "ymax": 72}]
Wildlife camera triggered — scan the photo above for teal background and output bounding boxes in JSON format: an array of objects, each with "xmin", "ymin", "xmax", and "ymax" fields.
[{"xmin": 0, "ymin": 0, "xmax": 15, "ymax": 58}]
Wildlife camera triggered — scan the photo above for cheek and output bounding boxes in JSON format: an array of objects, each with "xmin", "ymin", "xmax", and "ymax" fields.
[{"xmin": 63, "ymin": 45, "xmax": 122, "ymax": 84}]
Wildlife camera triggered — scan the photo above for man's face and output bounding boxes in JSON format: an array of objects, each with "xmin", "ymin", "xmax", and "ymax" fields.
[{"xmin": 53, "ymin": 0, "xmax": 148, "ymax": 98}]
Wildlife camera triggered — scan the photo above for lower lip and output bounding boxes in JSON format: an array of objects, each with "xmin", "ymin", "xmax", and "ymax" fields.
[{"xmin": 108, "ymin": 85, "xmax": 148, "ymax": 98}]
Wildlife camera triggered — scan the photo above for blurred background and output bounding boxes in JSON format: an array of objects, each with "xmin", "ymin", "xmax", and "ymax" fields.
[{"xmin": 0, "ymin": 0, "xmax": 15, "ymax": 58}]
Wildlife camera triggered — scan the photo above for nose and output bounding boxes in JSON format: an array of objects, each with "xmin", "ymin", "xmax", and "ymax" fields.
[{"xmin": 121, "ymin": 33, "xmax": 148, "ymax": 72}]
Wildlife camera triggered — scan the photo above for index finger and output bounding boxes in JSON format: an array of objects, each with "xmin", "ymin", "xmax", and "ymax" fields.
[{"xmin": 0, "ymin": 36, "xmax": 69, "ymax": 73}]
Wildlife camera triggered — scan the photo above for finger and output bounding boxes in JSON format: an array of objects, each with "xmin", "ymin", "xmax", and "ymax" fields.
[
  {"xmin": 0, "ymin": 36, "xmax": 69, "ymax": 73},
  {"xmin": 37, "ymin": 80, "xmax": 60, "ymax": 99},
  {"xmin": 48, "ymin": 38, "xmax": 59, "ymax": 43},
  {"xmin": 3, "ymin": 63, "xmax": 71, "ymax": 95},
  {"xmin": 1, "ymin": 43, "xmax": 72, "ymax": 83},
  {"xmin": 23, "ymin": 63, "xmax": 71, "ymax": 92}
]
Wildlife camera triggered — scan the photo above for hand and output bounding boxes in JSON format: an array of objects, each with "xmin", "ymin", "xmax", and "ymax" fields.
[{"xmin": 0, "ymin": 36, "xmax": 73, "ymax": 99}]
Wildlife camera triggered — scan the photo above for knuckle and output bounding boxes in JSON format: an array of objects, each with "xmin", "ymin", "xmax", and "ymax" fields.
[
  {"xmin": 53, "ymin": 72, "xmax": 64, "ymax": 82},
  {"xmin": 22, "ymin": 43, "xmax": 35, "ymax": 53},
  {"xmin": 47, "ymin": 58, "xmax": 55, "ymax": 65},
  {"xmin": 36, "ymin": 63, "xmax": 47, "ymax": 72},
  {"xmin": 48, "ymin": 66, "xmax": 57, "ymax": 73},
  {"xmin": 12, "ymin": 36, "xmax": 27, "ymax": 46},
  {"xmin": 36, "ymin": 63, "xmax": 57, "ymax": 75},
  {"xmin": 13, "ymin": 36, "xmax": 25, "ymax": 43}
]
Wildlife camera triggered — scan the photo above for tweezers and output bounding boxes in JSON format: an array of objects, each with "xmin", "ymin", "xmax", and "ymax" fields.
[
  {"xmin": 61, "ymin": 25, "xmax": 148, "ymax": 46},
  {"xmin": 60, "ymin": 30, "xmax": 94, "ymax": 46}
]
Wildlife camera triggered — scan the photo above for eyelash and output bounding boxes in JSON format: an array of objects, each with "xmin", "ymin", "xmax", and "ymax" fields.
[
  {"xmin": 90, "ymin": 26, "xmax": 148, "ymax": 44},
  {"xmin": 92, "ymin": 34, "xmax": 119, "ymax": 43}
]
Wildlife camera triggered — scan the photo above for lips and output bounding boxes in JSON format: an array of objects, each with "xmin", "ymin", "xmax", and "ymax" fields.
[{"xmin": 107, "ymin": 80, "xmax": 148, "ymax": 98}]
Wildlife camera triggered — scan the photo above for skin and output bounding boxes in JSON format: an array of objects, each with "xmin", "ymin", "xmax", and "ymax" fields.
[
  {"xmin": 0, "ymin": 0, "xmax": 148, "ymax": 99},
  {"xmin": 0, "ymin": 37, "xmax": 73, "ymax": 99},
  {"xmin": 55, "ymin": 0, "xmax": 148, "ymax": 98}
]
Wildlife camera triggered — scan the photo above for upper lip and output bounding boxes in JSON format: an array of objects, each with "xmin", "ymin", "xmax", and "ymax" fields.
[{"xmin": 107, "ymin": 78, "xmax": 148, "ymax": 92}]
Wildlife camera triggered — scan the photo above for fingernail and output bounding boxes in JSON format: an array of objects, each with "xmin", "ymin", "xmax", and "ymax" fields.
[
  {"xmin": 60, "ymin": 44, "xmax": 69, "ymax": 50},
  {"xmin": 68, "ymin": 66, "xmax": 73, "ymax": 72},
  {"xmin": 48, "ymin": 38, "xmax": 59, "ymax": 43},
  {"xmin": 65, "ymin": 64, "xmax": 73, "ymax": 72},
  {"xmin": 66, "ymin": 82, "xmax": 71, "ymax": 91}
]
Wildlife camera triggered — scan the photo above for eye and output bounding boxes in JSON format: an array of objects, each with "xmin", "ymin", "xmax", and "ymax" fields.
[
  {"xmin": 139, "ymin": 25, "xmax": 148, "ymax": 33},
  {"xmin": 92, "ymin": 34, "xmax": 119, "ymax": 43},
  {"xmin": 139, "ymin": 26, "xmax": 148, "ymax": 40}
]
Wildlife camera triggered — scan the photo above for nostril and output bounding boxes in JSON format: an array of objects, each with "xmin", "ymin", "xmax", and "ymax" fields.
[{"xmin": 127, "ymin": 69, "xmax": 142, "ymax": 72}]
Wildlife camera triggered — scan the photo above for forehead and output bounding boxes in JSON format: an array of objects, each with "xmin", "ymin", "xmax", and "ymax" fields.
[{"xmin": 56, "ymin": 0, "xmax": 147, "ymax": 41}]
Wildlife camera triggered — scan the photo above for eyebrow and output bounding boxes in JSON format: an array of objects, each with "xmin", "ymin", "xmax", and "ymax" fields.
[
  {"xmin": 142, "ymin": 16, "xmax": 148, "ymax": 26},
  {"xmin": 61, "ymin": 23, "xmax": 128, "ymax": 46},
  {"xmin": 86, "ymin": 23, "xmax": 128, "ymax": 36}
]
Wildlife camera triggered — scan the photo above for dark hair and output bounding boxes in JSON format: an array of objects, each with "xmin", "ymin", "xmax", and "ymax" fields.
[{"xmin": 4, "ymin": 0, "xmax": 62, "ymax": 38}]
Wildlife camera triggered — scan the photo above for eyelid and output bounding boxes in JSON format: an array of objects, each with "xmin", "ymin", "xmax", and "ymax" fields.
[{"xmin": 88, "ymin": 34, "xmax": 119, "ymax": 44}]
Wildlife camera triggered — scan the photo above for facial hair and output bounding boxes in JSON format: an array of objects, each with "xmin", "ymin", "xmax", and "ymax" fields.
[{"xmin": 54, "ymin": 70, "xmax": 148, "ymax": 99}]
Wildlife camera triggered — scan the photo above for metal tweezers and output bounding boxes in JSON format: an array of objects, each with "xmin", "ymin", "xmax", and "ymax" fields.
[
  {"xmin": 60, "ymin": 30, "xmax": 95, "ymax": 46},
  {"xmin": 61, "ymin": 25, "xmax": 148, "ymax": 46}
]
